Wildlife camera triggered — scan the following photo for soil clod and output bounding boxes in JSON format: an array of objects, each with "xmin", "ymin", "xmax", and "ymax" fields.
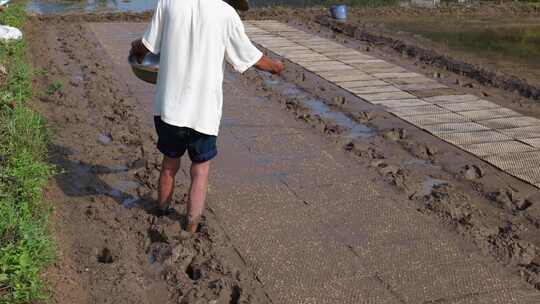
[{"xmin": 461, "ymin": 164, "xmax": 484, "ymax": 180}]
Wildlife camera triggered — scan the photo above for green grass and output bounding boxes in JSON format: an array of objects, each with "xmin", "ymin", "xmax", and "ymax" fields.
[
  {"xmin": 0, "ymin": 3, "xmax": 55, "ymax": 304},
  {"xmin": 46, "ymin": 80, "xmax": 63, "ymax": 96}
]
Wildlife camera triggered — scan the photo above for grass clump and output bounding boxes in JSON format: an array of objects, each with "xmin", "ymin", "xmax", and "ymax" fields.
[
  {"xmin": 0, "ymin": 3, "xmax": 55, "ymax": 304},
  {"xmin": 45, "ymin": 80, "xmax": 63, "ymax": 96}
]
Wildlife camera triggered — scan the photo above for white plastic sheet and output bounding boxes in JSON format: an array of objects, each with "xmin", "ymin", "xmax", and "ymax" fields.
[{"xmin": 0, "ymin": 25, "xmax": 22, "ymax": 41}]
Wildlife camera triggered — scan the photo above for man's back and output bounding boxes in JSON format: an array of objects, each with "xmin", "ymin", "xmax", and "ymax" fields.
[
  {"xmin": 143, "ymin": 0, "xmax": 262, "ymax": 136},
  {"xmin": 131, "ymin": 0, "xmax": 283, "ymax": 233}
]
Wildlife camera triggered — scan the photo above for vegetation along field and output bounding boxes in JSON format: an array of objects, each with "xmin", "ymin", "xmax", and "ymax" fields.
[{"xmin": 0, "ymin": 3, "xmax": 54, "ymax": 304}]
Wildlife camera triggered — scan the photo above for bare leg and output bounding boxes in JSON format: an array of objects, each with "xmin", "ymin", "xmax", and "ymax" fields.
[
  {"xmin": 158, "ymin": 156, "xmax": 181, "ymax": 210},
  {"xmin": 186, "ymin": 160, "xmax": 211, "ymax": 233}
]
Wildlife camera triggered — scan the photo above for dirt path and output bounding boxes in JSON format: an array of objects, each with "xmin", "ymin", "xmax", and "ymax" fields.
[{"xmin": 27, "ymin": 16, "xmax": 540, "ymax": 304}]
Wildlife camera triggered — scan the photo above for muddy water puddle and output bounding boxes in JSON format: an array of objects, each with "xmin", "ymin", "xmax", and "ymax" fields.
[
  {"xmin": 304, "ymin": 98, "xmax": 373, "ymax": 138},
  {"xmin": 260, "ymin": 71, "xmax": 374, "ymax": 139},
  {"xmin": 420, "ymin": 177, "xmax": 448, "ymax": 196}
]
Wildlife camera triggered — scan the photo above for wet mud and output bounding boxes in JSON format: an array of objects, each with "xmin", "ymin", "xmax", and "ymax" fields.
[
  {"xmin": 27, "ymin": 7, "xmax": 540, "ymax": 300},
  {"xmin": 28, "ymin": 18, "xmax": 268, "ymax": 303},
  {"xmin": 241, "ymin": 49, "xmax": 540, "ymax": 289},
  {"xmin": 30, "ymin": 10, "xmax": 153, "ymax": 22}
]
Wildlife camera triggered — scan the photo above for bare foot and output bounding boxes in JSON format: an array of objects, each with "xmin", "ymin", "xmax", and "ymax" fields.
[{"xmin": 186, "ymin": 215, "xmax": 200, "ymax": 233}]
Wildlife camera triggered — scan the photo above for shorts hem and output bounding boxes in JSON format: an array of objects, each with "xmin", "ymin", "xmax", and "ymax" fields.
[
  {"xmin": 157, "ymin": 144, "xmax": 184, "ymax": 159},
  {"xmin": 190, "ymin": 149, "xmax": 218, "ymax": 163}
]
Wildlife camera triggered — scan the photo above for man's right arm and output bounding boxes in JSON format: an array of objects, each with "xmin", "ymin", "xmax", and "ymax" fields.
[
  {"xmin": 225, "ymin": 12, "xmax": 284, "ymax": 75},
  {"xmin": 254, "ymin": 55, "xmax": 284, "ymax": 75}
]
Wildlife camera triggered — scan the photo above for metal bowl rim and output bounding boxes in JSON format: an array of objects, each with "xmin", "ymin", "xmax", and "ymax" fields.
[{"xmin": 128, "ymin": 54, "xmax": 159, "ymax": 73}]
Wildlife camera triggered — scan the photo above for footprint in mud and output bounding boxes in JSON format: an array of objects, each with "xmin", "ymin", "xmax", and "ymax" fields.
[
  {"xmin": 147, "ymin": 242, "xmax": 172, "ymax": 264},
  {"xmin": 97, "ymin": 247, "xmax": 114, "ymax": 264},
  {"xmin": 488, "ymin": 188, "xmax": 533, "ymax": 212},
  {"xmin": 408, "ymin": 177, "xmax": 450, "ymax": 201},
  {"xmin": 186, "ymin": 257, "xmax": 205, "ymax": 281},
  {"xmin": 148, "ymin": 216, "xmax": 183, "ymax": 243},
  {"xmin": 143, "ymin": 212, "xmax": 253, "ymax": 303},
  {"xmin": 460, "ymin": 164, "xmax": 484, "ymax": 181},
  {"xmin": 98, "ymin": 133, "xmax": 112, "ymax": 145},
  {"xmin": 333, "ymin": 95, "xmax": 346, "ymax": 105},
  {"xmin": 401, "ymin": 140, "xmax": 438, "ymax": 160},
  {"xmin": 352, "ymin": 111, "xmax": 375, "ymax": 123},
  {"xmin": 370, "ymin": 160, "xmax": 409, "ymax": 190},
  {"xmin": 382, "ymin": 128, "xmax": 406, "ymax": 141}
]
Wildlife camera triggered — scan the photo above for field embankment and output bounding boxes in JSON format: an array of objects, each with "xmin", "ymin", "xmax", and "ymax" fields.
[{"xmin": 0, "ymin": 3, "xmax": 54, "ymax": 304}]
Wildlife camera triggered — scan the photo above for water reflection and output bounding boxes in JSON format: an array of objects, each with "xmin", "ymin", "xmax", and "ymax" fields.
[
  {"xmin": 259, "ymin": 70, "xmax": 374, "ymax": 139},
  {"xmin": 27, "ymin": 0, "xmax": 158, "ymax": 14},
  {"xmin": 26, "ymin": 0, "xmax": 451, "ymax": 14},
  {"xmin": 27, "ymin": 0, "xmax": 338, "ymax": 14}
]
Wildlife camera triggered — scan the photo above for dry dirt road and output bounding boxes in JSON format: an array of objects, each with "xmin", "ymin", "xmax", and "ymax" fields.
[{"xmin": 28, "ymin": 15, "xmax": 540, "ymax": 304}]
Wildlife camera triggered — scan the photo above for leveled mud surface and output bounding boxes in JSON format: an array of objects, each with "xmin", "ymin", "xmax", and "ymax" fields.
[
  {"xmin": 245, "ymin": 57, "xmax": 540, "ymax": 288},
  {"xmin": 28, "ymin": 19, "xmax": 268, "ymax": 304},
  {"xmin": 243, "ymin": 63, "xmax": 540, "ymax": 288}
]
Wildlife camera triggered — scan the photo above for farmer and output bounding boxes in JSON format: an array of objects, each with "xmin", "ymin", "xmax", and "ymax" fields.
[{"xmin": 130, "ymin": 0, "xmax": 284, "ymax": 233}]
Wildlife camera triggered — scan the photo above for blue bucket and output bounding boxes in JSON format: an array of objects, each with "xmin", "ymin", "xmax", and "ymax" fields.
[{"xmin": 330, "ymin": 4, "xmax": 347, "ymax": 20}]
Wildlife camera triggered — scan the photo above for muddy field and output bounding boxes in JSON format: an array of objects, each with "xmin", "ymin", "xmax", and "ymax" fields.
[
  {"xmin": 27, "ymin": 5, "xmax": 540, "ymax": 303},
  {"xmin": 28, "ymin": 18, "xmax": 269, "ymax": 303}
]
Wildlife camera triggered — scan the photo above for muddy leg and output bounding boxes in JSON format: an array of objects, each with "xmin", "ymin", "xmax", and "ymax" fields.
[
  {"xmin": 158, "ymin": 155, "xmax": 181, "ymax": 210},
  {"xmin": 187, "ymin": 160, "xmax": 211, "ymax": 233}
]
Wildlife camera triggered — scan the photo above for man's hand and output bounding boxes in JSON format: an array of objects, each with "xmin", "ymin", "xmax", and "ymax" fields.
[
  {"xmin": 130, "ymin": 39, "xmax": 150, "ymax": 64},
  {"xmin": 270, "ymin": 59, "xmax": 284, "ymax": 75},
  {"xmin": 255, "ymin": 55, "xmax": 284, "ymax": 75}
]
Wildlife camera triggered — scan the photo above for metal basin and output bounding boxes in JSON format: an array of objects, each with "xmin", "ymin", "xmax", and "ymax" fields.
[{"xmin": 128, "ymin": 52, "xmax": 160, "ymax": 84}]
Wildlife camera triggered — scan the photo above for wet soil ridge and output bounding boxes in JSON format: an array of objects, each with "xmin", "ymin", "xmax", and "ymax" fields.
[
  {"xmin": 29, "ymin": 17, "xmax": 267, "ymax": 303},
  {"xmin": 314, "ymin": 15, "xmax": 540, "ymax": 101},
  {"xmin": 31, "ymin": 11, "xmax": 153, "ymax": 22}
]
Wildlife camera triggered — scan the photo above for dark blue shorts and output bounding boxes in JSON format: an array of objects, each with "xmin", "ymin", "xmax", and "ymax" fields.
[{"xmin": 154, "ymin": 116, "xmax": 218, "ymax": 162}]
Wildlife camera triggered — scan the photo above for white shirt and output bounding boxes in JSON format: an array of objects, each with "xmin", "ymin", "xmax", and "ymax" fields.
[{"xmin": 142, "ymin": 0, "xmax": 263, "ymax": 136}]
